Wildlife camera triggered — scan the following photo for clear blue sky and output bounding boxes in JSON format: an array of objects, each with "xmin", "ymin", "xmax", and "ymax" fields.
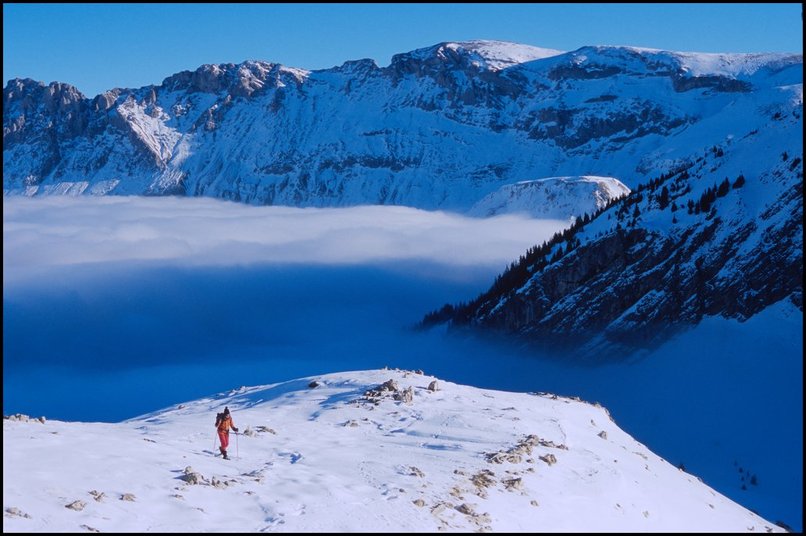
[{"xmin": 3, "ymin": 3, "xmax": 802, "ymax": 97}]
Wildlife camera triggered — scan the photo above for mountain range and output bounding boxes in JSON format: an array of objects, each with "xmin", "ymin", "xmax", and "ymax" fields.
[{"xmin": 4, "ymin": 40, "xmax": 801, "ymax": 214}]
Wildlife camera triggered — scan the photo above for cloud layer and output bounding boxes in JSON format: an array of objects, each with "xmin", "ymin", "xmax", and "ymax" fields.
[{"xmin": 3, "ymin": 196, "xmax": 569, "ymax": 285}]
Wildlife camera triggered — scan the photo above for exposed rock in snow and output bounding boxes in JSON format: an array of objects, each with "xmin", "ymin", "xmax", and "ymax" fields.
[
  {"xmin": 408, "ymin": 466, "xmax": 425, "ymax": 478},
  {"xmin": 64, "ymin": 501, "xmax": 85, "ymax": 511},
  {"xmin": 4, "ymin": 507, "xmax": 31, "ymax": 519},
  {"xmin": 180, "ymin": 467, "xmax": 207, "ymax": 486},
  {"xmin": 502, "ymin": 477, "xmax": 523, "ymax": 491},
  {"xmin": 394, "ymin": 386, "xmax": 414, "ymax": 404},
  {"xmin": 539, "ymin": 453, "xmax": 558, "ymax": 466},
  {"xmin": 4, "ymin": 413, "xmax": 45, "ymax": 423}
]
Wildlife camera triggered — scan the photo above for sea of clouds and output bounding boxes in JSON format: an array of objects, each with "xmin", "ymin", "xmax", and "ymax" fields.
[{"xmin": 3, "ymin": 196, "xmax": 569, "ymax": 283}]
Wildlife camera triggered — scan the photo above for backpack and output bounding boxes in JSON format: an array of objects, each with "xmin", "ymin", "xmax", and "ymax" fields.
[{"xmin": 215, "ymin": 412, "xmax": 224, "ymax": 427}]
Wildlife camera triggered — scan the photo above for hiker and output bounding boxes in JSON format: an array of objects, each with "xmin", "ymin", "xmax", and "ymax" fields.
[{"xmin": 215, "ymin": 407, "xmax": 239, "ymax": 459}]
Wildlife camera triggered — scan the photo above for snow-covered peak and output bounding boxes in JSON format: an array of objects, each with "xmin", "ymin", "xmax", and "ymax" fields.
[
  {"xmin": 443, "ymin": 40, "xmax": 565, "ymax": 70},
  {"xmin": 531, "ymin": 45, "xmax": 803, "ymax": 81},
  {"xmin": 332, "ymin": 58, "xmax": 380, "ymax": 74},
  {"xmin": 468, "ymin": 176, "xmax": 630, "ymax": 219},
  {"xmin": 4, "ymin": 78, "xmax": 86, "ymax": 106},
  {"xmin": 667, "ymin": 50, "xmax": 802, "ymax": 77},
  {"xmin": 3, "ymin": 78, "xmax": 47, "ymax": 99},
  {"xmin": 159, "ymin": 60, "xmax": 310, "ymax": 96},
  {"xmin": 617, "ymin": 46, "xmax": 801, "ymax": 78},
  {"xmin": 2, "ymin": 369, "xmax": 784, "ymax": 532},
  {"xmin": 391, "ymin": 40, "xmax": 563, "ymax": 72}
]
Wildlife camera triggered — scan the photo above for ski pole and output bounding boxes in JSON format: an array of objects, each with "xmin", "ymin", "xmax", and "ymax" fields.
[
  {"xmin": 213, "ymin": 430, "xmax": 217, "ymax": 451},
  {"xmin": 230, "ymin": 407, "xmax": 239, "ymax": 459}
]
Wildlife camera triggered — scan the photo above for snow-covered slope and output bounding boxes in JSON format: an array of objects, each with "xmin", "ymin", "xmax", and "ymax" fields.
[
  {"xmin": 427, "ymin": 92, "xmax": 803, "ymax": 355},
  {"xmin": 3, "ymin": 41, "xmax": 802, "ymax": 214},
  {"xmin": 1, "ymin": 369, "xmax": 784, "ymax": 532},
  {"xmin": 399, "ymin": 40, "xmax": 564, "ymax": 71},
  {"xmin": 468, "ymin": 175, "xmax": 629, "ymax": 218}
]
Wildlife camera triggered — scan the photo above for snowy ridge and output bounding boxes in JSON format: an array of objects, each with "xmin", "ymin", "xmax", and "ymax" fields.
[
  {"xmin": 399, "ymin": 40, "xmax": 564, "ymax": 71},
  {"xmin": 533, "ymin": 45, "xmax": 803, "ymax": 78},
  {"xmin": 1, "ymin": 369, "xmax": 784, "ymax": 532},
  {"xmin": 468, "ymin": 176, "xmax": 630, "ymax": 219},
  {"xmin": 671, "ymin": 50, "xmax": 800, "ymax": 77}
]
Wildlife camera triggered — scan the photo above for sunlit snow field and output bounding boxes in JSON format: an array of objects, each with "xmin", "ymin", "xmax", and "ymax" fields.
[{"xmin": 3, "ymin": 196, "xmax": 802, "ymax": 530}]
